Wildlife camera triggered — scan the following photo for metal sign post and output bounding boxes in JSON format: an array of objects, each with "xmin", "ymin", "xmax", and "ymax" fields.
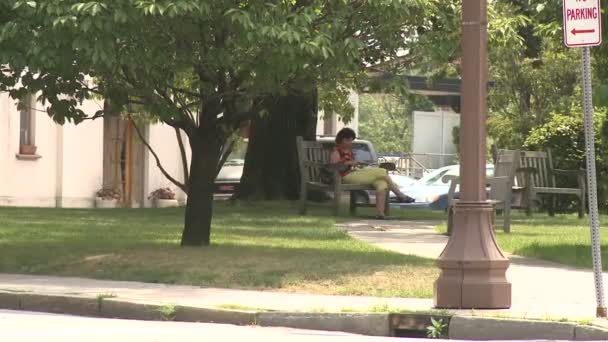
[
  {"xmin": 581, "ymin": 47, "xmax": 606, "ymax": 318},
  {"xmin": 563, "ymin": 0, "xmax": 605, "ymax": 318}
]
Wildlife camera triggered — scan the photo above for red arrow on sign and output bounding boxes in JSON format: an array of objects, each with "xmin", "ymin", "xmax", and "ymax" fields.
[{"xmin": 571, "ymin": 28, "xmax": 596, "ymax": 35}]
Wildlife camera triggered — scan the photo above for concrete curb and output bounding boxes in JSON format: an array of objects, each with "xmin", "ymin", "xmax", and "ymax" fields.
[
  {"xmin": 1, "ymin": 291, "xmax": 608, "ymax": 340},
  {"xmin": 449, "ymin": 316, "xmax": 608, "ymax": 341},
  {"xmin": 257, "ymin": 312, "xmax": 390, "ymax": 336}
]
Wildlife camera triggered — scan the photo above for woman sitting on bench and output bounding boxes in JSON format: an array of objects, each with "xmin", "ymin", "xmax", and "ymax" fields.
[{"xmin": 330, "ymin": 128, "xmax": 415, "ymax": 219}]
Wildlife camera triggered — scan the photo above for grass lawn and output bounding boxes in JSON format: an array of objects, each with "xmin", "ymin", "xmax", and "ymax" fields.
[
  {"xmin": 439, "ymin": 212, "xmax": 608, "ymax": 270},
  {"xmin": 0, "ymin": 201, "xmax": 440, "ymax": 298}
]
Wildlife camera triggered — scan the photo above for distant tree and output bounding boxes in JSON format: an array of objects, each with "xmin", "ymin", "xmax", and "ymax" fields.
[
  {"xmin": 358, "ymin": 93, "xmax": 433, "ymax": 155},
  {"xmin": 408, "ymin": 0, "xmax": 579, "ymax": 149}
]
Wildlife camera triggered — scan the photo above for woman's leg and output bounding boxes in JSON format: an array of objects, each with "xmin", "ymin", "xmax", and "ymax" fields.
[
  {"xmin": 344, "ymin": 168, "xmax": 410, "ymax": 200},
  {"xmin": 344, "ymin": 169, "xmax": 388, "ymax": 216},
  {"xmin": 384, "ymin": 174, "xmax": 409, "ymax": 199},
  {"xmin": 375, "ymin": 190, "xmax": 387, "ymax": 216}
]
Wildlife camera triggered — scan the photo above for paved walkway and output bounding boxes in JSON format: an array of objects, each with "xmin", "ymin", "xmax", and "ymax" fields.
[
  {"xmin": 0, "ymin": 219, "xmax": 606, "ymax": 325},
  {"xmin": 339, "ymin": 219, "xmax": 608, "ymax": 322}
]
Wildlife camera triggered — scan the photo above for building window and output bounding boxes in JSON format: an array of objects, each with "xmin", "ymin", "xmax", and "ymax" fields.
[
  {"xmin": 17, "ymin": 94, "xmax": 39, "ymax": 158},
  {"xmin": 19, "ymin": 94, "xmax": 34, "ymax": 145}
]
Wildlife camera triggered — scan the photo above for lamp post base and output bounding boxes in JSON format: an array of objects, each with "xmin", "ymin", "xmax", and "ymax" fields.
[{"xmin": 434, "ymin": 201, "xmax": 511, "ymax": 309}]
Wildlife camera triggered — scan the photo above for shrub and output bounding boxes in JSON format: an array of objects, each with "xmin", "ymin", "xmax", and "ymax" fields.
[{"xmin": 524, "ymin": 106, "xmax": 608, "ymax": 210}]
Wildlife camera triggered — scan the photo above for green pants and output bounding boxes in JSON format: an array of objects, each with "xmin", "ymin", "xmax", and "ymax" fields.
[{"xmin": 343, "ymin": 167, "xmax": 388, "ymax": 191}]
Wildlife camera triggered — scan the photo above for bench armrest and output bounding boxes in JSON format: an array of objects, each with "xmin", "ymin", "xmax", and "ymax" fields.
[
  {"xmin": 551, "ymin": 168, "xmax": 585, "ymax": 176},
  {"xmin": 552, "ymin": 168, "xmax": 586, "ymax": 189}
]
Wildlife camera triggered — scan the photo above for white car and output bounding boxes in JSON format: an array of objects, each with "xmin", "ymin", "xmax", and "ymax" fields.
[
  {"xmin": 215, "ymin": 140, "xmax": 248, "ymax": 194},
  {"xmin": 391, "ymin": 164, "xmax": 494, "ymax": 210}
]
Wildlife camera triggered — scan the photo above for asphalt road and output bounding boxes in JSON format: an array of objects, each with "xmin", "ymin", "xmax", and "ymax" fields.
[
  {"xmin": 0, "ymin": 310, "xmax": 427, "ymax": 342},
  {"xmin": 0, "ymin": 310, "xmax": 566, "ymax": 342}
]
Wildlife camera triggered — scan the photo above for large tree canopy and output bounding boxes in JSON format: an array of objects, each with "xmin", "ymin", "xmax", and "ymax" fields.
[
  {"xmin": 406, "ymin": 0, "xmax": 582, "ymax": 148},
  {"xmin": 0, "ymin": 0, "xmax": 431, "ymax": 246}
]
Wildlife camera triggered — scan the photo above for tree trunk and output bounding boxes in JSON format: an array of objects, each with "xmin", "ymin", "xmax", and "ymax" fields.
[
  {"xmin": 180, "ymin": 132, "xmax": 222, "ymax": 246},
  {"xmin": 236, "ymin": 89, "xmax": 318, "ymax": 200}
]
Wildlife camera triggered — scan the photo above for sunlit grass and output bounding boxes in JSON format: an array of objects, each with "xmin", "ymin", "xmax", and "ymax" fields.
[
  {"xmin": 0, "ymin": 201, "xmax": 440, "ymax": 298},
  {"xmin": 438, "ymin": 212, "xmax": 608, "ymax": 270}
]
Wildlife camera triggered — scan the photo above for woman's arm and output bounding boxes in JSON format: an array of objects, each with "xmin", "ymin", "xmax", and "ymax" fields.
[
  {"xmin": 330, "ymin": 150, "xmax": 357, "ymax": 165},
  {"xmin": 330, "ymin": 150, "xmax": 341, "ymax": 164}
]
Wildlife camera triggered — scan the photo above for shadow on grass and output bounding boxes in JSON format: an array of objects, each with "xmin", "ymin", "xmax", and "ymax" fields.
[
  {"xmin": 0, "ymin": 240, "xmax": 436, "ymax": 297},
  {"xmin": 0, "ymin": 203, "xmax": 438, "ymax": 297}
]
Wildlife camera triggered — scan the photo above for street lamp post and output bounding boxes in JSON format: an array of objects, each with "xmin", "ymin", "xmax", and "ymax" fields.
[{"xmin": 433, "ymin": 0, "xmax": 511, "ymax": 309}]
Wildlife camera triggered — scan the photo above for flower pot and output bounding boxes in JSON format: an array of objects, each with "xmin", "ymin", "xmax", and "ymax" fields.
[
  {"xmin": 95, "ymin": 197, "xmax": 119, "ymax": 208},
  {"xmin": 19, "ymin": 144, "xmax": 37, "ymax": 155},
  {"xmin": 154, "ymin": 198, "xmax": 178, "ymax": 208}
]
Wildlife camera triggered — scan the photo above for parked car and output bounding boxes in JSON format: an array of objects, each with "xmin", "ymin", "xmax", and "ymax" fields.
[
  {"xmin": 391, "ymin": 164, "xmax": 495, "ymax": 210},
  {"xmin": 215, "ymin": 140, "xmax": 248, "ymax": 194}
]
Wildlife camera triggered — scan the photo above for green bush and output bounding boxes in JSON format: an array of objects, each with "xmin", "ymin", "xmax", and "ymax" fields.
[{"xmin": 524, "ymin": 106, "xmax": 608, "ymax": 210}]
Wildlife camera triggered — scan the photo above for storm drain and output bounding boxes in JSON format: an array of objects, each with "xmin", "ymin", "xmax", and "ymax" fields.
[{"xmin": 389, "ymin": 313, "xmax": 452, "ymax": 339}]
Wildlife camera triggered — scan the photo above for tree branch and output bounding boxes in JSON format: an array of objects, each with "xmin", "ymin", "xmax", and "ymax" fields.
[
  {"xmin": 129, "ymin": 118, "xmax": 188, "ymax": 194},
  {"xmin": 174, "ymin": 127, "xmax": 190, "ymax": 188},
  {"xmin": 169, "ymin": 87, "xmax": 197, "ymax": 124},
  {"xmin": 216, "ymin": 137, "xmax": 236, "ymax": 177},
  {"xmin": 167, "ymin": 84, "xmax": 201, "ymax": 98}
]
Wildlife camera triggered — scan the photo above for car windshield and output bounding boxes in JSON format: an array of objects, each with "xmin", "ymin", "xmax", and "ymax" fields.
[
  {"xmin": 352, "ymin": 143, "xmax": 374, "ymax": 163},
  {"xmin": 223, "ymin": 140, "xmax": 248, "ymax": 166},
  {"xmin": 417, "ymin": 167, "xmax": 457, "ymax": 186}
]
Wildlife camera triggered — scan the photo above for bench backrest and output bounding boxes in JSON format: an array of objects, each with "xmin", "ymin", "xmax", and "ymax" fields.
[
  {"xmin": 519, "ymin": 150, "xmax": 555, "ymax": 188},
  {"xmin": 296, "ymin": 136, "xmax": 331, "ymax": 184},
  {"xmin": 495, "ymin": 149, "xmax": 521, "ymax": 186}
]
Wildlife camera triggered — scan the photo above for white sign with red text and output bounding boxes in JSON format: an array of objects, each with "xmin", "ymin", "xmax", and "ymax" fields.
[{"xmin": 563, "ymin": 0, "xmax": 602, "ymax": 47}]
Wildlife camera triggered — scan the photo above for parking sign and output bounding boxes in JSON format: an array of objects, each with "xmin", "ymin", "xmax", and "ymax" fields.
[{"xmin": 563, "ymin": 0, "xmax": 602, "ymax": 47}]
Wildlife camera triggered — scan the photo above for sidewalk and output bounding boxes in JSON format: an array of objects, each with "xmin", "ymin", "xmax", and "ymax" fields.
[
  {"xmin": 0, "ymin": 273, "xmax": 431, "ymax": 313},
  {"xmin": 339, "ymin": 219, "xmax": 608, "ymax": 321}
]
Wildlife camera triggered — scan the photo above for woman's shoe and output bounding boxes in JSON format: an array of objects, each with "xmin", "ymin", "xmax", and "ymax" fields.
[
  {"xmin": 374, "ymin": 215, "xmax": 387, "ymax": 220},
  {"xmin": 395, "ymin": 195, "xmax": 415, "ymax": 203}
]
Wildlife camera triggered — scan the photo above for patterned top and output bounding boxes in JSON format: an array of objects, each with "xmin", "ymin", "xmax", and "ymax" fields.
[{"xmin": 334, "ymin": 145, "xmax": 354, "ymax": 177}]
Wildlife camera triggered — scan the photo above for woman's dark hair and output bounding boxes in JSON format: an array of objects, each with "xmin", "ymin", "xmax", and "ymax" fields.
[{"xmin": 335, "ymin": 128, "xmax": 357, "ymax": 144}]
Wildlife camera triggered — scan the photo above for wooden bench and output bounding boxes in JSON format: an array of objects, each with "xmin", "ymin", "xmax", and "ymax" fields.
[
  {"xmin": 446, "ymin": 150, "xmax": 521, "ymax": 234},
  {"xmin": 296, "ymin": 136, "xmax": 389, "ymax": 216},
  {"xmin": 447, "ymin": 176, "xmax": 513, "ymax": 234},
  {"xmin": 517, "ymin": 150, "xmax": 586, "ymax": 218}
]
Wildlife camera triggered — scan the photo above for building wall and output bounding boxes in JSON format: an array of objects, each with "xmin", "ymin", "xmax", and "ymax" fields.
[
  {"xmin": 143, "ymin": 124, "xmax": 190, "ymax": 207},
  {"xmin": 59, "ymin": 101, "xmax": 104, "ymax": 207},
  {"xmin": 0, "ymin": 93, "xmax": 59, "ymax": 206},
  {"xmin": 0, "ymin": 93, "xmax": 104, "ymax": 208},
  {"xmin": 4, "ymin": 89, "xmax": 360, "ymax": 208},
  {"xmin": 411, "ymin": 110, "xmax": 460, "ymax": 169}
]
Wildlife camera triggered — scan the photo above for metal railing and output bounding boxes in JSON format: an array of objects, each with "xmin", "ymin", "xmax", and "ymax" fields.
[{"xmin": 379, "ymin": 152, "xmax": 457, "ymax": 178}]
